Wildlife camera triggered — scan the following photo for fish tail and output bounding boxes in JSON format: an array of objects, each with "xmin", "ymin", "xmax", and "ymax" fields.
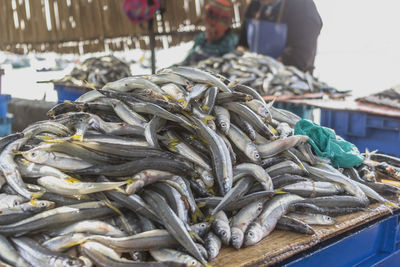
[{"xmin": 274, "ymin": 188, "xmax": 287, "ymax": 194}]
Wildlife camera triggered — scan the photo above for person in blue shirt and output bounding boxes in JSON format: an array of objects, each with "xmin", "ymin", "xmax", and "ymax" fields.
[{"xmin": 181, "ymin": 0, "xmax": 238, "ymax": 66}]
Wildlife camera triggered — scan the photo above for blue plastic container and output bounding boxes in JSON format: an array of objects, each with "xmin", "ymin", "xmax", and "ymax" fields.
[
  {"xmin": 54, "ymin": 84, "xmax": 90, "ymax": 104},
  {"xmin": 285, "ymin": 212, "xmax": 400, "ymax": 266},
  {"xmin": 320, "ymin": 109, "xmax": 400, "ymax": 157},
  {"xmin": 0, "ymin": 113, "xmax": 13, "ymax": 137},
  {"xmin": 0, "ymin": 94, "xmax": 11, "ymax": 118},
  {"xmin": 274, "ymin": 101, "xmax": 314, "ymax": 120}
]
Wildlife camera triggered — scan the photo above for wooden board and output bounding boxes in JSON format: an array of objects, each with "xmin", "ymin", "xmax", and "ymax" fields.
[{"xmin": 210, "ymin": 203, "xmax": 395, "ymax": 266}]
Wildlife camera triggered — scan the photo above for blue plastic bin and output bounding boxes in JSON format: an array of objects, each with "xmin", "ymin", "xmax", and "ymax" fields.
[
  {"xmin": 0, "ymin": 94, "xmax": 11, "ymax": 118},
  {"xmin": 54, "ymin": 84, "xmax": 90, "ymax": 104},
  {"xmin": 285, "ymin": 211, "xmax": 400, "ymax": 266},
  {"xmin": 320, "ymin": 109, "xmax": 400, "ymax": 157},
  {"xmin": 274, "ymin": 101, "xmax": 314, "ymax": 120},
  {"xmin": 0, "ymin": 113, "xmax": 13, "ymax": 137}
]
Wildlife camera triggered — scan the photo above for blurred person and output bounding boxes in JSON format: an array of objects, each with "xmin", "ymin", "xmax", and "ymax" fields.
[
  {"xmin": 238, "ymin": 0, "xmax": 322, "ymax": 73},
  {"xmin": 180, "ymin": 0, "xmax": 238, "ymax": 66}
]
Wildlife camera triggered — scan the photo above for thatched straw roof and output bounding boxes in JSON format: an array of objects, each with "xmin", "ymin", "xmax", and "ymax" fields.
[{"xmin": 0, "ymin": 0, "xmax": 248, "ymax": 54}]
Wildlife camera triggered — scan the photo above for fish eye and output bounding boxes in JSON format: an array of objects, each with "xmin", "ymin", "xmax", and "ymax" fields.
[
  {"xmin": 254, "ymin": 153, "xmax": 260, "ymax": 159},
  {"xmin": 31, "ymin": 152, "xmax": 36, "ymax": 157},
  {"xmin": 248, "ymin": 232, "xmax": 254, "ymax": 237}
]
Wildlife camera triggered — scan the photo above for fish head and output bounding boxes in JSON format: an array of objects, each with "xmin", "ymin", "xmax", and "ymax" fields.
[
  {"xmin": 21, "ymin": 149, "xmax": 49, "ymax": 164},
  {"xmin": 193, "ymin": 222, "xmax": 210, "ymax": 236},
  {"xmin": 231, "ymin": 227, "xmax": 244, "ymax": 249},
  {"xmin": 199, "ymin": 170, "xmax": 214, "ymax": 188},
  {"xmin": 51, "ymin": 256, "xmax": 84, "ymax": 267},
  {"xmin": 214, "ymin": 221, "xmax": 231, "ymax": 245},
  {"xmin": 246, "ymin": 146, "xmax": 261, "ymax": 163},
  {"xmin": 31, "ymin": 199, "xmax": 55, "ymax": 209},
  {"xmin": 320, "ymin": 215, "xmax": 336, "ymax": 225},
  {"xmin": 179, "ymin": 254, "xmax": 202, "ymax": 267},
  {"xmin": 244, "ymin": 222, "xmax": 263, "ymax": 247},
  {"xmin": 218, "ymin": 121, "xmax": 229, "ymax": 135}
]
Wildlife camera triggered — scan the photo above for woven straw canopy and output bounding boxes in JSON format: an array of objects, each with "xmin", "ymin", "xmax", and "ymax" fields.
[{"xmin": 0, "ymin": 0, "xmax": 247, "ymax": 54}]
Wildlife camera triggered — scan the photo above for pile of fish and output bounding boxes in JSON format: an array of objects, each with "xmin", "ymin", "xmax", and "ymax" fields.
[
  {"xmin": 56, "ymin": 55, "xmax": 131, "ymax": 88},
  {"xmin": 0, "ymin": 66, "xmax": 399, "ymax": 267},
  {"xmin": 357, "ymin": 86, "xmax": 400, "ymax": 109},
  {"xmin": 196, "ymin": 51, "xmax": 350, "ymax": 98}
]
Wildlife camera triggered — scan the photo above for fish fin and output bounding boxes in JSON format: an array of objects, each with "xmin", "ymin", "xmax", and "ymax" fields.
[
  {"xmin": 124, "ymin": 178, "xmax": 137, "ymax": 185},
  {"xmin": 297, "ymin": 163, "xmax": 306, "ymax": 170},
  {"xmin": 385, "ymin": 201, "xmax": 399, "ymax": 210},
  {"xmin": 274, "ymin": 188, "xmax": 287, "ymax": 194},
  {"xmin": 182, "ymin": 110, "xmax": 193, "ymax": 117},
  {"xmin": 70, "ymin": 134, "xmax": 84, "ymax": 142},
  {"xmin": 267, "ymin": 98, "xmax": 276, "ymax": 108},
  {"xmin": 245, "ymin": 95, "xmax": 253, "ymax": 102},
  {"xmin": 192, "ymin": 208, "xmax": 205, "ymax": 223},
  {"xmin": 36, "ymin": 135, "xmax": 58, "ymax": 141},
  {"xmin": 9, "ymin": 150, "xmax": 22, "ymax": 155},
  {"xmin": 65, "ymin": 241, "xmax": 85, "ymax": 248},
  {"xmin": 64, "ymin": 177, "xmax": 82, "ymax": 183},
  {"xmin": 189, "ymin": 231, "xmax": 202, "ymax": 241},
  {"xmin": 83, "ymin": 80, "xmax": 96, "ymax": 90},
  {"xmin": 103, "ymin": 200, "xmax": 123, "ymax": 216},
  {"xmin": 197, "ymin": 202, "xmax": 207, "ymax": 208},
  {"xmin": 115, "ymin": 187, "xmax": 126, "ymax": 194},
  {"xmin": 207, "ymin": 188, "xmax": 217, "ymax": 195},
  {"xmin": 168, "ymin": 138, "xmax": 180, "ymax": 151},
  {"xmin": 29, "ymin": 199, "xmax": 37, "ymax": 205},
  {"xmin": 201, "ymin": 105, "xmax": 210, "ymax": 111},
  {"xmin": 202, "ymin": 115, "xmax": 215, "ymax": 124},
  {"xmin": 63, "ymin": 100, "xmax": 73, "ymax": 104},
  {"xmin": 31, "ymin": 191, "xmax": 44, "ymax": 199},
  {"xmin": 178, "ymin": 98, "xmax": 189, "ymax": 108},
  {"xmin": 204, "ymin": 215, "xmax": 215, "ymax": 223},
  {"xmin": 227, "ymin": 80, "xmax": 238, "ymax": 88},
  {"xmin": 269, "ymin": 125, "xmax": 278, "ymax": 135}
]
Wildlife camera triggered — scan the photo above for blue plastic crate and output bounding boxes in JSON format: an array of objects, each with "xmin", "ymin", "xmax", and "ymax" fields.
[
  {"xmin": 0, "ymin": 113, "xmax": 13, "ymax": 137},
  {"xmin": 320, "ymin": 109, "xmax": 400, "ymax": 157},
  {"xmin": 0, "ymin": 94, "xmax": 11, "ymax": 118},
  {"xmin": 274, "ymin": 101, "xmax": 314, "ymax": 120},
  {"xmin": 284, "ymin": 212, "xmax": 400, "ymax": 267},
  {"xmin": 54, "ymin": 84, "xmax": 90, "ymax": 104}
]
